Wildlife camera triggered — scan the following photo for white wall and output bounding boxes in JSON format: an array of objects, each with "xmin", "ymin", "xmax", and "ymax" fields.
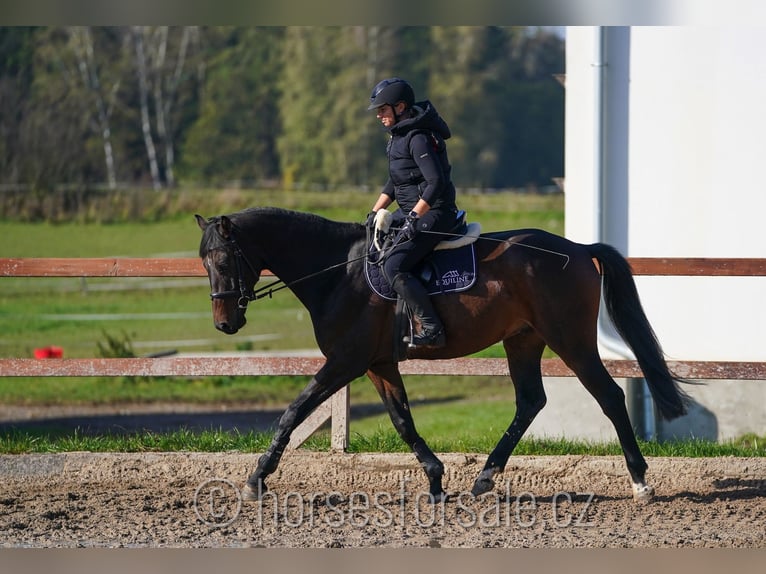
[
  {"xmin": 565, "ymin": 26, "xmax": 766, "ymax": 362},
  {"xmin": 629, "ymin": 27, "xmax": 766, "ymax": 257}
]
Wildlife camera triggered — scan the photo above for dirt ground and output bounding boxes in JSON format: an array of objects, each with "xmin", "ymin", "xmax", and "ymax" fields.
[{"xmin": 1, "ymin": 450, "xmax": 764, "ymax": 548}]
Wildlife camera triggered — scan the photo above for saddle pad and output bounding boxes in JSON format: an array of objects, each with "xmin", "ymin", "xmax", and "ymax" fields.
[{"xmin": 365, "ymin": 244, "xmax": 477, "ymax": 301}]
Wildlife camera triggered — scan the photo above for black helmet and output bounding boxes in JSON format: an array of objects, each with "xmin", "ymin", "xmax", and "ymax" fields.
[{"xmin": 367, "ymin": 77, "xmax": 415, "ymax": 111}]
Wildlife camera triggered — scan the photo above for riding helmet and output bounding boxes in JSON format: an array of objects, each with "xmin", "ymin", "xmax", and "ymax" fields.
[{"xmin": 368, "ymin": 78, "xmax": 415, "ymax": 110}]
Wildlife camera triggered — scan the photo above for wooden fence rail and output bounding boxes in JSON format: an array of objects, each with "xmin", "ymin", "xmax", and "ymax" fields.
[
  {"xmin": 3, "ymin": 356, "xmax": 766, "ymax": 380},
  {"xmin": 2, "ymin": 257, "xmax": 766, "ymax": 449},
  {"xmin": 4, "ymin": 257, "xmax": 766, "ymax": 277}
]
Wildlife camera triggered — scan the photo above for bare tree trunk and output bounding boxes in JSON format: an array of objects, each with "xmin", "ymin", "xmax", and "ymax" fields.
[
  {"xmin": 135, "ymin": 26, "xmax": 198, "ymax": 189},
  {"xmin": 132, "ymin": 26, "xmax": 162, "ymax": 190},
  {"xmin": 148, "ymin": 26, "xmax": 192, "ymax": 189},
  {"xmin": 150, "ymin": 27, "xmax": 172, "ymax": 187},
  {"xmin": 68, "ymin": 26, "xmax": 118, "ymax": 190}
]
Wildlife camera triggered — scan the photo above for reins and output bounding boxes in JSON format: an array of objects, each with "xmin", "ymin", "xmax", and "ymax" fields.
[
  {"xmin": 250, "ymin": 253, "xmax": 372, "ymax": 301},
  {"xmin": 208, "ymin": 229, "xmax": 373, "ymax": 308},
  {"xmin": 208, "ymin": 221, "xmax": 571, "ymax": 308}
]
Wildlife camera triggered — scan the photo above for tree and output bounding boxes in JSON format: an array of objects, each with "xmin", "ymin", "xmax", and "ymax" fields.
[
  {"xmin": 68, "ymin": 26, "xmax": 121, "ymax": 189},
  {"xmin": 496, "ymin": 27, "xmax": 565, "ymax": 188},
  {"xmin": 131, "ymin": 26, "xmax": 201, "ymax": 189},
  {"xmin": 429, "ymin": 26, "xmax": 564, "ymax": 189},
  {"xmin": 3, "ymin": 26, "xmax": 565, "ymax": 192},
  {"xmin": 17, "ymin": 27, "xmax": 128, "ymax": 190},
  {"xmin": 277, "ymin": 27, "xmax": 343, "ymax": 188},
  {"xmin": 277, "ymin": 26, "xmax": 434, "ymax": 189},
  {"xmin": 178, "ymin": 27, "xmax": 283, "ymax": 185},
  {"xmin": 428, "ymin": 26, "xmax": 501, "ymax": 187},
  {"xmin": 132, "ymin": 26, "xmax": 161, "ymax": 189},
  {"xmin": 0, "ymin": 28, "xmax": 36, "ymax": 185}
]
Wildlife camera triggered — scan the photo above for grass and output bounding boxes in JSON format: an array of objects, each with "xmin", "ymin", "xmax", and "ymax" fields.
[
  {"xmin": 1, "ymin": 427, "xmax": 763, "ymax": 457},
  {"xmin": 0, "ymin": 188, "xmax": 565, "ymax": 257},
  {"xmin": 0, "ymin": 373, "xmax": 511, "ymax": 407},
  {"xmin": 0, "ymin": 282, "xmax": 317, "ymax": 358},
  {"xmin": 2, "ymin": 188, "xmax": 764, "ymax": 456},
  {"xmin": 0, "ymin": 188, "xmax": 563, "ymax": 359}
]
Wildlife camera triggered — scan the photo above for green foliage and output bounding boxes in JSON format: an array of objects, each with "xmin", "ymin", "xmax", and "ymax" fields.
[
  {"xmin": 96, "ymin": 330, "xmax": 136, "ymax": 359},
  {"xmin": 179, "ymin": 28, "xmax": 284, "ymax": 185},
  {"xmin": 427, "ymin": 27, "xmax": 565, "ymax": 189},
  {"xmin": 2, "ymin": 427, "xmax": 764, "ymax": 456},
  {"xmin": 0, "ymin": 26, "xmax": 565, "ymax": 197},
  {"xmin": 277, "ymin": 27, "xmax": 375, "ymax": 188}
]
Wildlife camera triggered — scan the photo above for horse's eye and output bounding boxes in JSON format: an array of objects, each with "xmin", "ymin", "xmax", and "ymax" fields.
[{"xmin": 212, "ymin": 253, "xmax": 232, "ymax": 273}]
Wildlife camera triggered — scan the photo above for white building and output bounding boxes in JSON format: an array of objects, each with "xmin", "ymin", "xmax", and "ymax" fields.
[{"xmin": 529, "ymin": 26, "xmax": 766, "ymax": 441}]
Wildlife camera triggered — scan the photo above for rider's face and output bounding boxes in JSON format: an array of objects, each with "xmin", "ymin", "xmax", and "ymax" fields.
[{"xmin": 376, "ymin": 104, "xmax": 399, "ymax": 128}]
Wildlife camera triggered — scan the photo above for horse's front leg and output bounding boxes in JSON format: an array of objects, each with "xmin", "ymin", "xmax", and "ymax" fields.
[
  {"xmin": 243, "ymin": 367, "xmax": 356, "ymax": 500},
  {"xmin": 367, "ymin": 364, "xmax": 446, "ymax": 502}
]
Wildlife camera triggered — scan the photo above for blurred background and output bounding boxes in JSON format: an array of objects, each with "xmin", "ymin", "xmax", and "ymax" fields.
[{"xmin": 0, "ymin": 26, "xmax": 564, "ymax": 219}]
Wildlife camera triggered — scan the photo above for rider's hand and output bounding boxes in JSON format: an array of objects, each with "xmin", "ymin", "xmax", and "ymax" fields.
[
  {"xmin": 365, "ymin": 211, "xmax": 377, "ymax": 228},
  {"xmin": 400, "ymin": 211, "xmax": 420, "ymax": 240}
]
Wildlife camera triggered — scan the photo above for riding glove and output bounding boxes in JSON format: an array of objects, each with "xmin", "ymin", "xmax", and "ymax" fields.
[{"xmin": 400, "ymin": 211, "xmax": 420, "ymax": 240}]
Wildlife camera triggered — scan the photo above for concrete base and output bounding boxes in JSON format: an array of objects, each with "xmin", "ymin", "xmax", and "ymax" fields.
[
  {"xmin": 657, "ymin": 379, "xmax": 766, "ymax": 441},
  {"xmin": 526, "ymin": 377, "xmax": 765, "ymax": 442},
  {"xmin": 527, "ymin": 377, "xmax": 625, "ymax": 442}
]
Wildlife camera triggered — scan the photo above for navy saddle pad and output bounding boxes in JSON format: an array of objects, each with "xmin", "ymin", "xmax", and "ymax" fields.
[{"xmin": 364, "ymin": 244, "xmax": 477, "ymax": 301}]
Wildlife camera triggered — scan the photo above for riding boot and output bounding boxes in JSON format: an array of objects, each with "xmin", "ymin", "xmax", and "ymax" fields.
[{"xmin": 391, "ymin": 272, "xmax": 446, "ymax": 348}]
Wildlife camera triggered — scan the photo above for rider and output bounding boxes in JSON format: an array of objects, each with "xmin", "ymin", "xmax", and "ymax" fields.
[{"xmin": 366, "ymin": 77, "xmax": 460, "ymax": 349}]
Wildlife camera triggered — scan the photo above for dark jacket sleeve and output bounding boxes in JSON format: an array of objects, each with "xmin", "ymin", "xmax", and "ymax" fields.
[
  {"xmin": 381, "ymin": 177, "xmax": 395, "ymax": 199},
  {"xmin": 409, "ymin": 133, "xmax": 445, "ymax": 207}
]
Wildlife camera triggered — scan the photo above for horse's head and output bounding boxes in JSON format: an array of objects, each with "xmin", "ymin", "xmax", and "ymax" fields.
[{"xmin": 196, "ymin": 214, "xmax": 262, "ymax": 335}]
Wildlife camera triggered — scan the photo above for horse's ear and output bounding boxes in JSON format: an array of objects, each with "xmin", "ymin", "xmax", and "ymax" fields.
[
  {"xmin": 195, "ymin": 214, "xmax": 208, "ymax": 231},
  {"xmin": 219, "ymin": 215, "xmax": 233, "ymax": 239}
]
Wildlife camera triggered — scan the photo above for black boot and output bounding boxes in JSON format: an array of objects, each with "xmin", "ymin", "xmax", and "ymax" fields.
[{"xmin": 391, "ymin": 272, "xmax": 446, "ymax": 348}]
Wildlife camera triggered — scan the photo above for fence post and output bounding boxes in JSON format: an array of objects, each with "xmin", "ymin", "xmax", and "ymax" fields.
[{"xmin": 286, "ymin": 385, "xmax": 349, "ymax": 451}]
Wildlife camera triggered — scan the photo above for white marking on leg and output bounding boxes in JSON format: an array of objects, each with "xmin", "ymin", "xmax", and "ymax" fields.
[{"xmin": 632, "ymin": 481, "xmax": 655, "ymax": 502}]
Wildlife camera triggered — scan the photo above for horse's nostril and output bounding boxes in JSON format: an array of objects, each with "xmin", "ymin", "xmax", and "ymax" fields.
[{"xmin": 216, "ymin": 321, "xmax": 235, "ymax": 334}]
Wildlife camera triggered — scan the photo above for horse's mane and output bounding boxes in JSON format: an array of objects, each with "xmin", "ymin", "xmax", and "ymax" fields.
[
  {"xmin": 232, "ymin": 207, "xmax": 363, "ymax": 242},
  {"xmin": 200, "ymin": 207, "xmax": 363, "ymax": 258}
]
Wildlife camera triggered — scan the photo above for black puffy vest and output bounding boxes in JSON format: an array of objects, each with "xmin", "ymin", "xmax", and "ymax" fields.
[{"xmin": 386, "ymin": 128, "xmax": 455, "ymax": 212}]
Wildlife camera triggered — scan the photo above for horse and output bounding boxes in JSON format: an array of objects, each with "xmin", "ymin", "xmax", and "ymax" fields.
[{"xmin": 195, "ymin": 207, "xmax": 689, "ymax": 502}]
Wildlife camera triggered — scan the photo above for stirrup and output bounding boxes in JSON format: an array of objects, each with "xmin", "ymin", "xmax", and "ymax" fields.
[{"xmin": 405, "ymin": 326, "xmax": 446, "ymax": 349}]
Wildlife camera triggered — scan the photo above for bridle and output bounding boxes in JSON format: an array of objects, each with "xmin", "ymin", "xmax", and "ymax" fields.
[
  {"xmin": 207, "ymin": 232, "xmax": 260, "ymax": 310},
  {"xmin": 206, "ymin": 227, "xmax": 343, "ymax": 310},
  {"xmin": 206, "ymin": 225, "xmax": 378, "ymax": 310}
]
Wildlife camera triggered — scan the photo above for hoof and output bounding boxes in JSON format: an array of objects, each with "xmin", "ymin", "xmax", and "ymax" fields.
[
  {"xmin": 471, "ymin": 477, "xmax": 495, "ymax": 497},
  {"xmin": 242, "ymin": 481, "xmax": 267, "ymax": 501},
  {"xmin": 632, "ymin": 483, "xmax": 655, "ymax": 502},
  {"xmin": 430, "ymin": 491, "xmax": 449, "ymax": 504}
]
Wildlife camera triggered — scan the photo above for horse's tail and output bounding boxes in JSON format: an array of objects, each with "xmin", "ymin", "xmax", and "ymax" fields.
[{"xmin": 587, "ymin": 243, "xmax": 690, "ymax": 420}]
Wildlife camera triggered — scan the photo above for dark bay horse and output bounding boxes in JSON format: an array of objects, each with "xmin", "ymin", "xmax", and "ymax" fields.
[{"xmin": 196, "ymin": 207, "xmax": 688, "ymax": 502}]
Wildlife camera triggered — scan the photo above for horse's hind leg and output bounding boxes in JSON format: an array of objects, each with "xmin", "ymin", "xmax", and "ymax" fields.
[
  {"xmin": 367, "ymin": 364, "xmax": 446, "ymax": 501},
  {"xmin": 472, "ymin": 332, "xmax": 547, "ymax": 496},
  {"xmin": 565, "ymin": 352, "xmax": 653, "ymax": 501}
]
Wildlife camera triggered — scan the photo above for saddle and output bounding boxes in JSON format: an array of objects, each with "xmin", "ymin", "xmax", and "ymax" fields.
[{"xmin": 364, "ymin": 209, "xmax": 481, "ymax": 301}]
